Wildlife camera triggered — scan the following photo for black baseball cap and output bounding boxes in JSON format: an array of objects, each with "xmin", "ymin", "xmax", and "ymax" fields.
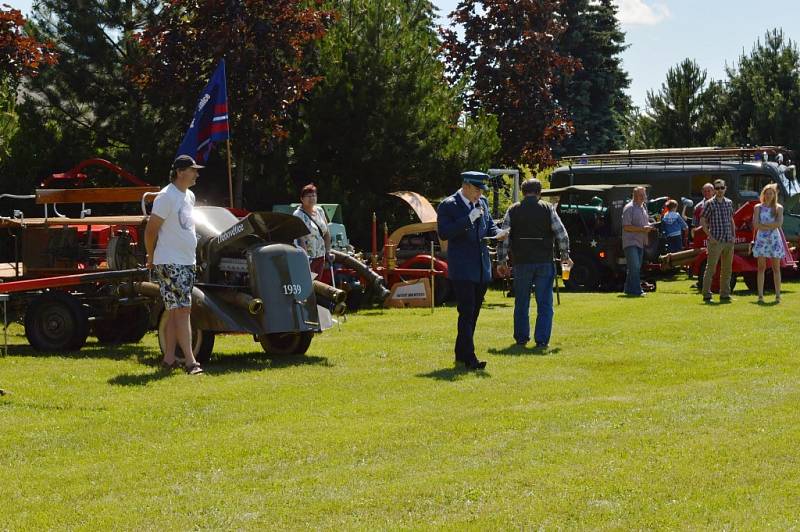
[{"xmin": 172, "ymin": 154, "xmax": 204, "ymax": 170}]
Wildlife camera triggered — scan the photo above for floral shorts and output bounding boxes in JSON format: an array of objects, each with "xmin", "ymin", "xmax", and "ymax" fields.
[{"xmin": 151, "ymin": 264, "xmax": 196, "ymax": 310}]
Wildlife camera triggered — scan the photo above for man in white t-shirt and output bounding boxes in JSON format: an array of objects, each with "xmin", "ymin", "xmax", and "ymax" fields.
[{"xmin": 144, "ymin": 154, "xmax": 204, "ymax": 375}]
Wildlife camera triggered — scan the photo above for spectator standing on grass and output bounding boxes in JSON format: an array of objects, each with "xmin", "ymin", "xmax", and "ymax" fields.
[
  {"xmin": 700, "ymin": 179, "xmax": 736, "ymax": 302},
  {"xmin": 496, "ymin": 178, "xmax": 571, "ymax": 349},
  {"xmin": 752, "ymin": 183, "xmax": 785, "ymax": 303},
  {"xmin": 621, "ymin": 186, "xmax": 656, "ymax": 297},
  {"xmin": 437, "ymin": 171, "xmax": 507, "ymax": 370},
  {"xmin": 293, "ymin": 183, "xmax": 334, "ymax": 277},
  {"xmin": 662, "ymin": 199, "xmax": 688, "ymax": 252},
  {"xmin": 692, "ymin": 182, "xmax": 715, "ymax": 236},
  {"xmin": 144, "ymin": 155, "xmax": 204, "ymax": 375}
]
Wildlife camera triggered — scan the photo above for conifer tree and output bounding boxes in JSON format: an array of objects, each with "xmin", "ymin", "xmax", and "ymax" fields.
[
  {"xmin": 21, "ymin": 0, "xmax": 162, "ymax": 181},
  {"xmin": 641, "ymin": 59, "xmax": 716, "ymax": 148},
  {"xmin": 555, "ymin": 0, "xmax": 631, "ymax": 156},
  {"xmin": 289, "ymin": 0, "xmax": 500, "ymax": 245},
  {"xmin": 725, "ymin": 29, "xmax": 800, "ymax": 150}
]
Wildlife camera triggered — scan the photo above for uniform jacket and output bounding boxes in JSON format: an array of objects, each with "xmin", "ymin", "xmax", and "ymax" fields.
[{"xmin": 437, "ymin": 192, "xmax": 500, "ymax": 283}]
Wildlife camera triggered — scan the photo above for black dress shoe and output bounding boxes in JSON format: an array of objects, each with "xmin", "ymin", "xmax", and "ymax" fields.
[{"xmin": 465, "ymin": 359, "xmax": 487, "ymax": 370}]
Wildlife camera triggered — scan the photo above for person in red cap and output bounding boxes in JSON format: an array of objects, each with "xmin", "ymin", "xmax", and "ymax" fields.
[
  {"xmin": 144, "ymin": 154, "xmax": 205, "ymax": 375},
  {"xmin": 293, "ymin": 183, "xmax": 333, "ymax": 276}
]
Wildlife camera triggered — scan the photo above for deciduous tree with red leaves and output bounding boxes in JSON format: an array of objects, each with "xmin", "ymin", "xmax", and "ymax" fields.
[
  {"xmin": 135, "ymin": 0, "xmax": 334, "ymax": 206},
  {"xmin": 441, "ymin": 0, "xmax": 577, "ymax": 168},
  {"xmin": 0, "ymin": 6, "xmax": 56, "ymax": 161},
  {"xmin": 0, "ymin": 6, "xmax": 57, "ymax": 82}
]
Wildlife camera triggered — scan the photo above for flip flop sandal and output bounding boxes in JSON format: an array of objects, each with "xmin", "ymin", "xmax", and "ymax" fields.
[
  {"xmin": 186, "ymin": 363, "xmax": 204, "ymax": 375},
  {"xmin": 160, "ymin": 360, "xmax": 179, "ymax": 371}
]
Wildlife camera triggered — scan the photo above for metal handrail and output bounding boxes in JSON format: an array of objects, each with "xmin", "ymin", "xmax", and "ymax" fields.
[{"xmin": 561, "ymin": 146, "xmax": 793, "ymax": 169}]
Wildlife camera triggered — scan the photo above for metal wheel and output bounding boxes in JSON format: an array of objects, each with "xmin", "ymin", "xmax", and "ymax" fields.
[
  {"xmin": 259, "ymin": 331, "xmax": 314, "ymax": 355},
  {"xmin": 157, "ymin": 310, "xmax": 215, "ymax": 364},
  {"xmin": 742, "ymin": 271, "xmax": 774, "ymax": 292},
  {"xmin": 106, "ymin": 233, "xmax": 140, "ymax": 269},
  {"xmin": 25, "ymin": 292, "xmax": 89, "ymax": 352},
  {"xmin": 564, "ymin": 254, "xmax": 601, "ymax": 291}
]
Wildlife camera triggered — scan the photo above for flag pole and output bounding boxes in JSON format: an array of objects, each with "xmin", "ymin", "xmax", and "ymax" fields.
[{"xmin": 226, "ymin": 139, "xmax": 234, "ymax": 208}]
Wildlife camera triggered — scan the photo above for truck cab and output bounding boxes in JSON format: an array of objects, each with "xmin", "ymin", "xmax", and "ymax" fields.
[
  {"xmin": 540, "ymin": 184, "xmax": 659, "ymax": 291},
  {"xmin": 550, "ymin": 147, "xmax": 800, "ymax": 240}
]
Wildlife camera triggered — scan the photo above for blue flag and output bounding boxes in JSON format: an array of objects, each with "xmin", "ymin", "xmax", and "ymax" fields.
[{"xmin": 176, "ymin": 60, "xmax": 229, "ymax": 164}]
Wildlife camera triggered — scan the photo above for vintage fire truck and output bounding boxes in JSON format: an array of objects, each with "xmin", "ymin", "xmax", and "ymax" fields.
[{"xmin": 0, "ymin": 162, "xmax": 334, "ymax": 360}]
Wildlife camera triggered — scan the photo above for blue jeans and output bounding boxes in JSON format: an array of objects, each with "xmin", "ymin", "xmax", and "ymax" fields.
[
  {"xmin": 624, "ymin": 245, "xmax": 644, "ymax": 295},
  {"xmin": 513, "ymin": 262, "xmax": 555, "ymax": 345}
]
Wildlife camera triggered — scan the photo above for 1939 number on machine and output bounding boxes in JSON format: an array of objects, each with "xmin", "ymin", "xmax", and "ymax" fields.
[{"xmin": 283, "ymin": 284, "xmax": 303, "ymax": 295}]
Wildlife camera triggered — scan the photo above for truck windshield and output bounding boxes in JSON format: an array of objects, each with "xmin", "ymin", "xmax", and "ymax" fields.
[{"xmin": 778, "ymin": 165, "xmax": 800, "ymax": 197}]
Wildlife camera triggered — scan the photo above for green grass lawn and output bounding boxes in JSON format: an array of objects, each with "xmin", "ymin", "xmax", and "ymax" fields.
[{"xmin": 2, "ymin": 274, "xmax": 800, "ymax": 529}]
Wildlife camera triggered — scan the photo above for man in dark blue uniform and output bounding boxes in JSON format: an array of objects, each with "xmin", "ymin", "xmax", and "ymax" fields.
[{"xmin": 437, "ymin": 171, "xmax": 507, "ymax": 370}]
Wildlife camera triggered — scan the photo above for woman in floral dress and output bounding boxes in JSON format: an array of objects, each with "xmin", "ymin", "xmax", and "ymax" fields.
[{"xmin": 751, "ymin": 184, "xmax": 784, "ymax": 302}]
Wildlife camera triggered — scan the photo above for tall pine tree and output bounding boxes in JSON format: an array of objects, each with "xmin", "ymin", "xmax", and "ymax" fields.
[
  {"xmin": 20, "ymin": 0, "xmax": 163, "ymax": 182},
  {"xmin": 554, "ymin": 0, "xmax": 631, "ymax": 156},
  {"xmin": 725, "ymin": 29, "xmax": 800, "ymax": 151},
  {"xmin": 640, "ymin": 58, "xmax": 717, "ymax": 148},
  {"xmin": 289, "ymin": 0, "xmax": 500, "ymax": 245}
]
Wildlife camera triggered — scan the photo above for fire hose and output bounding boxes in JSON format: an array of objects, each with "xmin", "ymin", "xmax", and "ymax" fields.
[{"xmin": 330, "ymin": 249, "xmax": 391, "ymax": 302}]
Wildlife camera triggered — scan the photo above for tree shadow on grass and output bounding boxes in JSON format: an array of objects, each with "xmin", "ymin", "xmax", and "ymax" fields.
[
  {"xmin": 416, "ymin": 366, "xmax": 491, "ymax": 381},
  {"xmin": 208, "ymin": 352, "xmax": 331, "ymax": 373},
  {"xmin": 5, "ymin": 340, "xmax": 158, "ymax": 363},
  {"xmin": 108, "ymin": 352, "xmax": 331, "ymax": 386},
  {"xmin": 488, "ymin": 344, "xmax": 561, "ymax": 356}
]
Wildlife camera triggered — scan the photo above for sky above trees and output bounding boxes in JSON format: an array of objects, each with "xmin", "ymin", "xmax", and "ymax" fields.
[
  {"xmin": 434, "ymin": 0, "xmax": 800, "ymax": 110},
  {"xmin": 8, "ymin": 0, "xmax": 800, "ymax": 110}
]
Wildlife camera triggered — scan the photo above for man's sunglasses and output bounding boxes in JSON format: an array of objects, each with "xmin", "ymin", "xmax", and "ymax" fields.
[{"xmin": 714, "ymin": 186, "xmax": 726, "ymax": 190}]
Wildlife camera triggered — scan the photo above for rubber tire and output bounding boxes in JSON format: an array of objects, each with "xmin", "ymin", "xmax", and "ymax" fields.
[
  {"xmin": 742, "ymin": 271, "xmax": 775, "ymax": 292},
  {"xmin": 25, "ymin": 292, "xmax": 89, "ymax": 352},
  {"xmin": 259, "ymin": 331, "xmax": 314, "ymax": 356},
  {"xmin": 157, "ymin": 310, "xmax": 215, "ymax": 364},
  {"xmin": 564, "ymin": 254, "xmax": 601, "ymax": 291},
  {"xmin": 94, "ymin": 304, "xmax": 150, "ymax": 344},
  {"xmin": 106, "ymin": 233, "xmax": 139, "ymax": 269},
  {"xmin": 698, "ymin": 261, "xmax": 737, "ymax": 294},
  {"xmin": 344, "ymin": 285, "xmax": 364, "ymax": 312}
]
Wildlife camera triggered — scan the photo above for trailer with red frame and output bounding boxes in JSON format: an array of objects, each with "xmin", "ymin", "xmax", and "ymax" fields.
[
  {"xmin": 360, "ymin": 191, "xmax": 450, "ymax": 305},
  {"xmin": 0, "ymin": 184, "xmax": 159, "ymax": 349},
  {"xmin": 275, "ymin": 191, "xmax": 448, "ymax": 307}
]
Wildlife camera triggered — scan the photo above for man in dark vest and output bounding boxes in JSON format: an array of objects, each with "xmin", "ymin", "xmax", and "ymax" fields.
[
  {"xmin": 437, "ymin": 171, "xmax": 508, "ymax": 370},
  {"xmin": 496, "ymin": 178, "xmax": 571, "ymax": 348}
]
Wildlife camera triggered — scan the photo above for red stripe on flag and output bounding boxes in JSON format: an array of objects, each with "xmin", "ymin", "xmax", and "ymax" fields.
[
  {"xmin": 211, "ymin": 122, "xmax": 229, "ymax": 134},
  {"xmin": 214, "ymin": 103, "xmax": 228, "ymax": 113}
]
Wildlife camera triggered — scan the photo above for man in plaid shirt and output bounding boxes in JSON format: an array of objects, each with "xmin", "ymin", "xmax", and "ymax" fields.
[{"xmin": 700, "ymin": 178, "xmax": 736, "ymax": 302}]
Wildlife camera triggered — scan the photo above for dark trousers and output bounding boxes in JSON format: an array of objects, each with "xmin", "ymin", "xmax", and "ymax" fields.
[{"xmin": 451, "ymin": 280, "xmax": 488, "ymax": 363}]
